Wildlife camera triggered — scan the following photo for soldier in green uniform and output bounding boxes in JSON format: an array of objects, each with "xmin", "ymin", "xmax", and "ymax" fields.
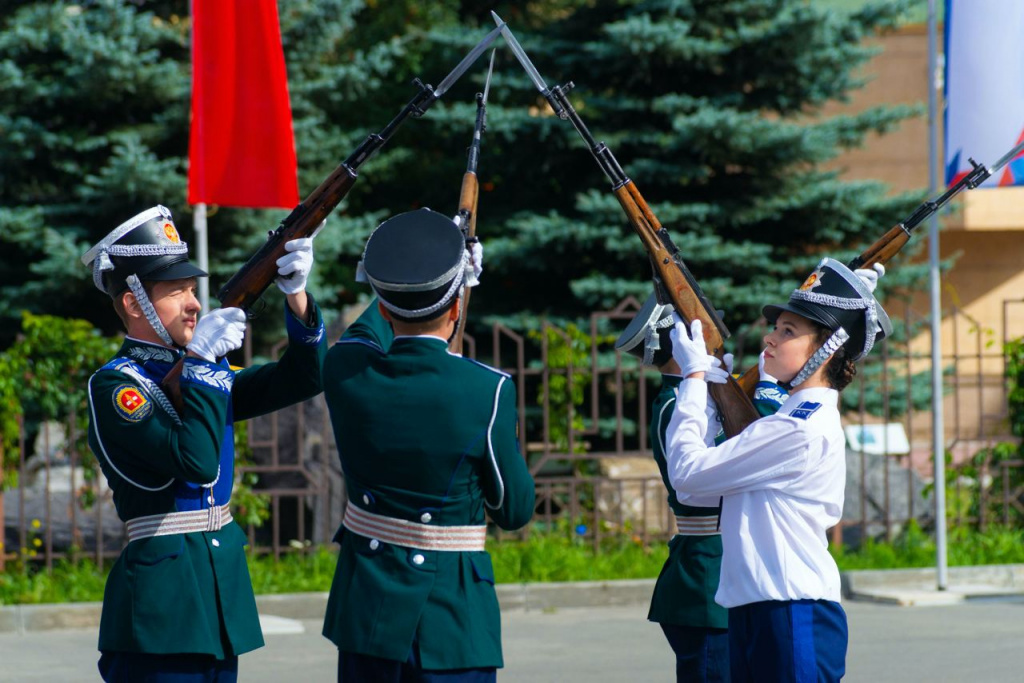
[
  {"xmin": 615, "ymin": 293, "xmax": 788, "ymax": 683},
  {"xmin": 321, "ymin": 208, "xmax": 536, "ymax": 682},
  {"xmin": 81, "ymin": 205, "xmax": 328, "ymax": 682}
]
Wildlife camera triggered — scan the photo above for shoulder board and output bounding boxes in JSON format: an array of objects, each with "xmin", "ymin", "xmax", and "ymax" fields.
[
  {"xmin": 334, "ymin": 338, "xmax": 384, "ymax": 353},
  {"xmin": 459, "ymin": 356, "xmax": 511, "ymax": 379},
  {"xmin": 99, "ymin": 357, "xmax": 146, "ymax": 378},
  {"xmin": 95, "ymin": 358, "xmax": 182, "ymax": 426},
  {"xmin": 789, "ymin": 401, "xmax": 822, "ymax": 420}
]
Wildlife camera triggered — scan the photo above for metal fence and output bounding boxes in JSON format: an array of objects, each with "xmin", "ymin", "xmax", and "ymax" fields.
[{"xmin": 2, "ymin": 298, "xmax": 1022, "ymax": 569}]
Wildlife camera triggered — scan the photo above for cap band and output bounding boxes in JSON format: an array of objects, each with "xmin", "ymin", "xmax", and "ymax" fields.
[
  {"xmin": 642, "ymin": 308, "xmax": 674, "ymax": 366},
  {"xmin": 81, "ymin": 205, "xmax": 172, "ymax": 266},
  {"xmin": 372, "ymin": 268, "xmax": 466, "ymax": 320}
]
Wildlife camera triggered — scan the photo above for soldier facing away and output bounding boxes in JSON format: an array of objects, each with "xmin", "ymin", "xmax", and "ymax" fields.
[
  {"xmin": 81, "ymin": 205, "xmax": 327, "ymax": 682},
  {"xmin": 321, "ymin": 208, "xmax": 535, "ymax": 682}
]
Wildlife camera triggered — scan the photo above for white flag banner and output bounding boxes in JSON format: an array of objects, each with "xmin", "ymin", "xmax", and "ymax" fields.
[{"xmin": 945, "ymin": 0, "xmax": 1024, "ymax": 188}]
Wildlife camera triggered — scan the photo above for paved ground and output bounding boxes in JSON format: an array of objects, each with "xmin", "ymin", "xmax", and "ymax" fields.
[{"xmin": 3, "ymin": 598, "xmax": 1024, "ymax": 681}]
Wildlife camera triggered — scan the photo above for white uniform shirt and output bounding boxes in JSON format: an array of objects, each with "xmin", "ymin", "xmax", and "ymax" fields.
[{"xmin": 664, "ymin": 381, "xmax": 845, "ymax": 609}]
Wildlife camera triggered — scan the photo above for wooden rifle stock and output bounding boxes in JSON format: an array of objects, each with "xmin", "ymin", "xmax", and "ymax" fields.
[
  {"xmin": 733, "ymin": 137, "xmax": 1023, "ymax": 396},
  {"xmin": 159, "ymin": 76, "xmax": 446, "ymax": 413},
  {"xmin": 450, "ymin": 171, "xmax": 479, "ymax": 355},
  {"xmin": 450, "ymin": 72, "xmax": 492, "ymax": 355},
  {"xmin": 161, "ymin": 165, "xmax": 359, "ymax": 413},
  {"xmin": 613, "ymin": 181, "xmax": 761, "ymax": 438}
]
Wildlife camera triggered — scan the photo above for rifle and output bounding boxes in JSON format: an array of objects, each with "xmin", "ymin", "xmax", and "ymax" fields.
[
  {"xmin": 734, "ymin": 136, "xmax": 1024, "ymax": 396},
  {"xmin": 162, "ymin": 23, "xmax": 506, "ymax": 411},
  {"xmin": 493, "ymin": 14, "xmax": 761, "ymax": 438},
  {"xmin": 450, "ymin": 49, "xmax": 496, "ymax": 355}
]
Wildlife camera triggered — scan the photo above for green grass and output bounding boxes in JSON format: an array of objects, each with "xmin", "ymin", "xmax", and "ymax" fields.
[
  {"xmin": 489, "ymin": 533, "xmax": 668, "ymax": 583},
  {"xmin": 833, "ymin": 523, "xmax": 1024, "ymax": 571},
  {"xmin": 5, "ymin": 524, "xmax": 1024, "ymax": 605}
]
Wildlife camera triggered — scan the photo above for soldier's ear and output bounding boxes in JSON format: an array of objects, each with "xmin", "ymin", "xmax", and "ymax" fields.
[
  {"xmin": 448, "ymin": 298, "xmax": 461, "ymax": 321},
  {"xmin": 377, "ymin": 301, "xmax": 393, "ymax": 322},
  {"xmin": 122, "ymin": 291, "xmax": 143, "ymax": 319}
]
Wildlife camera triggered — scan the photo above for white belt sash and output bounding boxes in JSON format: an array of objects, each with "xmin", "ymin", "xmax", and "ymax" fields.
[
  {"xmin": 343, "ymin": 504, "xmax": 487, "ymax": 552},
  {"xmin": 126, "ymin": 504, "xmax": 233, "ymax": 542},
  {"xmin": 675, "ymin": 514, "xmax": 720, "ymax": 536}
]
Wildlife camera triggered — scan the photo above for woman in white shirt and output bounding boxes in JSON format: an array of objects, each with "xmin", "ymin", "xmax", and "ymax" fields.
[{"xmin": 662, "ymin": 257, "xmax": 890, "ymax": 682}]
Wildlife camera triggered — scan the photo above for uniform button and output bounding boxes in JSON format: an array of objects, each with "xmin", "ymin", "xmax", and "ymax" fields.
[
  {"xmin": 420, "ymin": 512, "xmax": 432, "ymax": 524},
  {"xmin": 412, "ymin": 554, "xmax": 425, "ymax": 565},
  {"xmin": 369, "ymin": 539, "xmax": 380, "ymax": 550},
  {"xmin": 362, "ymin": 494, "xmax": 370, "ymax": 505},
  {"xmin": 211, "ymin": 538, "xmax": 220, "ymax": 547}
]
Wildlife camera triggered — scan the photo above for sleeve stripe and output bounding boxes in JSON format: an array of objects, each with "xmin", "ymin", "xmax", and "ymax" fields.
[
  {"xmin": 88, "ymin": 374, "xmax": 174, "ymax": 492},
  {"xmin": 484, "ymin": 375, "xmax": 507, "ymax": 510}
]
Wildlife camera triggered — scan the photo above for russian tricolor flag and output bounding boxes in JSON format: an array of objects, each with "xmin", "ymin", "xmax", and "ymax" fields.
[{"xmin": 945, "ymin": 0, "xmax": 1024, "ymax": 188}]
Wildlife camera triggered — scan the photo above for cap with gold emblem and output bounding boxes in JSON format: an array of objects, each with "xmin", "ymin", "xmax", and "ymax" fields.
[
  {"xmin": 82, "ymin": 206, "xmax": 207, "ymax": 346},
  {"xmin": 81, "ymin": 205, "xmax": 207, "ymax": 298},
  {"xmin": 762, "ymin": 257, "xmax": 892, "ymax": 386}
]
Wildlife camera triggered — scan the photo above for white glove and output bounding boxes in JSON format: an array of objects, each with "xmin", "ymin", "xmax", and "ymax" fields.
[
  {"xmin": 854, "ymin": 263, "xmax": 885, "ymax": 293},
  {"xmin": 758, "ymin": 349, "xmax": 779, "ymax": 384},
  {"xmin": 704, "ymin": 353, "xmax": 734, "ymax": 385},
  {"xmin": 275, "ymin": 222, "xmax": 323, "ymax": 295},
  {"xmin": 465, "ymin": 240, "xmax": 484, "ymax": 288},
  {"xmin": 187, "ymin": 308, "xmax": 247, "ymax": 362},
  {"xmin": 669, "ymin": 314, "xmax": 712, "ymax": 377}
]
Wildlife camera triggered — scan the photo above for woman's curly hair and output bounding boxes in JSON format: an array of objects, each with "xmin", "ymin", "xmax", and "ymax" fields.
[{"xmin": 814, "ymin": 323, "xmax": 857, "ymax": 391}]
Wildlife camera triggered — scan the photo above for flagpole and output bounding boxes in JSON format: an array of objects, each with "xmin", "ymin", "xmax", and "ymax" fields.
[
  {"xmin": 927, "ymin": 0, "xmax": 948, "ymax": 591},
  {"xmin": 194, "ymin": 202, "xmax": 210, "ymax": 313}
]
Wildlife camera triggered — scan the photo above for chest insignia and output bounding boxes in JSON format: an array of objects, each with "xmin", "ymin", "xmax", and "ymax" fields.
[
  {"xmin": 112, "ymin": 384, "xmax": 153, "ymax": 422},
  {"xmin": 789, "ymin": 401, "xmax": 822, "ymax": 420}
]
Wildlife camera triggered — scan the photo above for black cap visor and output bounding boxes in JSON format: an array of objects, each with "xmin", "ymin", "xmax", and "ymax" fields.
[
  {"xmin": 762, "ymin": 301, "xmax": 837, "ymax": 332},
  {"xmin": 142, "ymin": 259, "xmax": 208, "ymax": 283}
]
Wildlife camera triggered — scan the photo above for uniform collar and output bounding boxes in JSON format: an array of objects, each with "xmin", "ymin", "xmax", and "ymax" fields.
[
  {"xmin": 780, "ymin": 386, "xmax": 838, "ymax": 411},
  {"xmin": 390, "ymin": 335, "xmax": 451, "ymax": 352},
  {"xmin": 119, "ymin": 336, "xmax": 182, "ymax": 364},
  {"xmin": 660, "ymin": 373, "xmax": 684, "ymax": 388}
]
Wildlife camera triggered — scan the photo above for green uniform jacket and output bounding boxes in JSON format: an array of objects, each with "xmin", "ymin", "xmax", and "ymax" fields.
[
  {"xmin": 648, "ymin": 374, "xmax": 788, "ymax": 628},
  {"xmin": 321, "ymin": 302, "xmax": 535, "ymax": 670},
  {"xmin": 87, "ymin": 301, "xmax": 327, "ymax": 658},
  {"xmin": 648, "ymin": 375, "xmax": 729, "ymax": 629}
]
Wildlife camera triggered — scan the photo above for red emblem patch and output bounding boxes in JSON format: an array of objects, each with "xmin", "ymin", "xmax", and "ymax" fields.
[
  {"xmin": 112, "ymin": 385, "xmax": 153, "ymax": 422},
  {"xmin": 163, "ymin": 221, "xmax": 181, "ymax": 243}
]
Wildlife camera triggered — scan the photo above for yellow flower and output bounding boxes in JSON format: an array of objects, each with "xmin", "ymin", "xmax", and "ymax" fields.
[
  {"xmin": 33, "ymin": 538, "xmax": 42, "ymax": 548},
  {"xmin": 29, "ymin": 550, "xmax": 37, "ymax": 558},
  {"xmin": 31, "ymin": 519, "xmax": 41, "ymax": 529}
]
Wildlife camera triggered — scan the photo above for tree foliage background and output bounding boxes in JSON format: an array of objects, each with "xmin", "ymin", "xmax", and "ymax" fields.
[{"xmin": 0, "ymin": 0, "xmax": 924, "ymax": 359}]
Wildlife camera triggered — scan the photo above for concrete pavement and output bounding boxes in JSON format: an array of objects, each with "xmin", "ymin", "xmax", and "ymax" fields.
[
  {"xmin": 4, "ymin": 567, "xmax": 1024, "ymax": 680},
  {"xmin": 3, "ymin": 599, "xmax": 1024, "ymax": 681}
]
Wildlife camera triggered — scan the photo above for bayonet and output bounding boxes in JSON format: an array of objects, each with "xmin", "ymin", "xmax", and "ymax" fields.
[
  {"xmin": 434, "ymin": 23, "xmax": 505, "ymax": 98},
  {"xmin": 492, "ymin": 14, "xmax": 759, "ymax": 436}
]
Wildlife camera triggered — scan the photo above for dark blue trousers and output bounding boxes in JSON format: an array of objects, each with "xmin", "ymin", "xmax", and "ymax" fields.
[
  {"xmin": 338, "ymin": 649, "xmax": 496, "ymax": 683},
  {"xmin": 660, "ymin": 624, "xmax": 730, "ymax": 683},
  {"xmin": 98, "ymin": 652, "xmax": 238, "ymax": 683},
  {"xmin": 728, "ymin": 599, "xmax": 847, "ymax": 683}
]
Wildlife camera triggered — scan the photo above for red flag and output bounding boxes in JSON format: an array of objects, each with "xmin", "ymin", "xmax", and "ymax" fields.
[{"xmin": 188, "ymin": 0, "xmax": 298, "ymax": 208}]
